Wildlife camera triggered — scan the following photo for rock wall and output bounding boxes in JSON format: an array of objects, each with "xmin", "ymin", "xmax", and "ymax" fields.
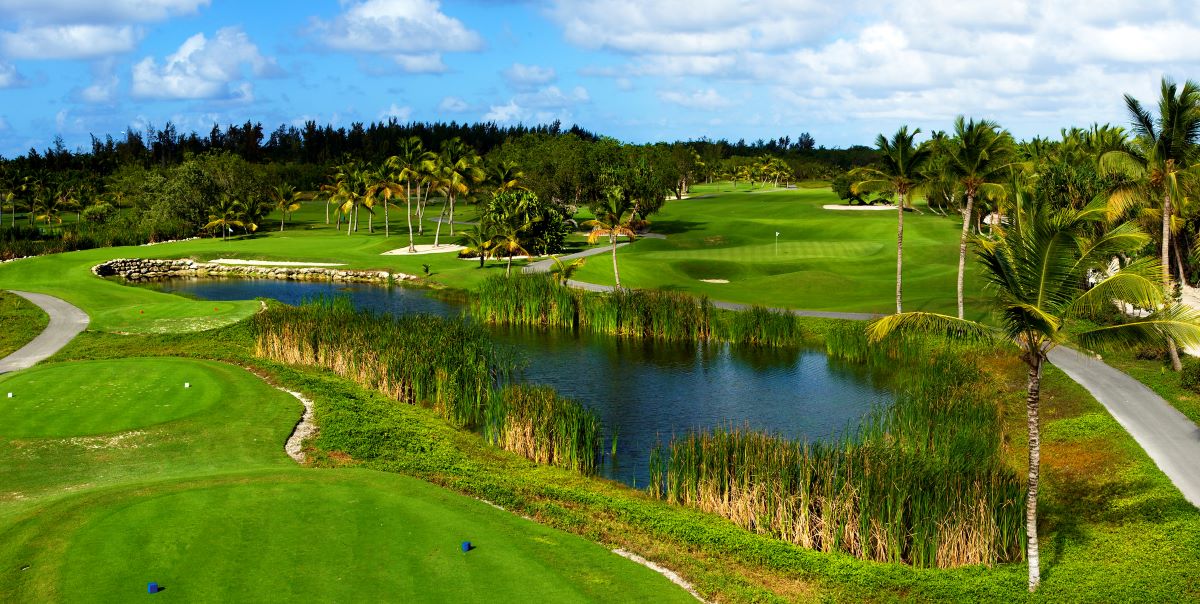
[{"xmin": 92, "ymin": 258, "xmax": 414, "ymax": 284}]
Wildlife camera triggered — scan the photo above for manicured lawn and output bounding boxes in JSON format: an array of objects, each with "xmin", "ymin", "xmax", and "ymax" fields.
[
  {"xmin": 574, "ymin": 188, "xmax": 990, "ymax": 319},
  {"xmin": 0, "ymin": 356, "xmax": 691, "ymax": 602},
  {"xmin": 0, "ymin": 291, "xmax": 47, "ymax": 358}
]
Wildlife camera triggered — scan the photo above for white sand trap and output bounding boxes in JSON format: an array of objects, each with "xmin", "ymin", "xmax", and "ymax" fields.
[
  {"xmin": 822, "ymin": 204, "xmax": 894, "ymax": 211},
  {"xmin": 381, "ymin": 244, "xmax": 466, "ymax": 256},
  {"xmin": 211, "ymin": 258, "xmax": 346, "ymax": 267},
  {"xmin": 700, "ymin": 278, "xmax": 730, "ymax": 284}
]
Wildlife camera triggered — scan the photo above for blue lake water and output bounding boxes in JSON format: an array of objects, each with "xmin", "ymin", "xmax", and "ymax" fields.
[{"xmin": 154, "ymin": 279, "xmax": 894, "ymax": 485}]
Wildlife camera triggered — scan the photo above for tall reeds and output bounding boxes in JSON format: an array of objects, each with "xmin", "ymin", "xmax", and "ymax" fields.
[
  {"xmin": 649, "ymin": 331, "xmax": 1025, "ymax": 569},
  {"xmin": 472, "ymin": 274, "xmax": 804, "ymax": 345},
  {"xmin": 253, "ymin": 296, "xmax": 602, "ymax": 472}
]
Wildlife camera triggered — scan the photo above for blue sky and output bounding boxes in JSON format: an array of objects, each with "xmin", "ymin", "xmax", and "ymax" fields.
[{"xmin": 1, "ymin": 0, "xmax": 1198, "ymax": 157}]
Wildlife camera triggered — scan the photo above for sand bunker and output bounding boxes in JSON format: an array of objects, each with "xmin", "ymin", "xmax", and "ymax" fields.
[
  {"xmin": 382, "ymin": 244, "xmax": 466, "ymax": 256},
  {"xmin": 822, "ymin": 204, "xmax": 894, "ymax": 211},
  {"xmin": 700, "ymin": 279, "xmax": 730, "ymax": 284},
  {"xmin": 211, "ymin": 259, "xmax": 346, "ymax": 267}
]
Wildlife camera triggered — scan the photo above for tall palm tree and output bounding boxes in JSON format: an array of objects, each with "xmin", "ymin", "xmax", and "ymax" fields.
[
  {"xmin": 493, "ymin": 218, "xmax": 533, "ymax": 277},
  {"xmin": 1101, "ymin": 77, "xmax": 1200, "ymax": 371},
  {"xmin": 270, "ymin": 184, "xmax": 304, "ymax": 232},
  {"xmin": 584, "ymin": 189, "xmax": 639, "ymax": 288},
  {"xmin": 850, "ymin": 126, "xmax": 932, "ymax": 313},
  {"xmin": 385, "ymin": 137, "xmax": 435, "ymax": 252},
  {"xmin": 948, "ymin": 117, "xmax": 1015, "ymax": 318},
  {"xmin": 868, "ymin": 188, "xmax": 1200, "ymax": 593},
  {"xmin": 205, "ymin": 195, "xmax": 250, "ymax": 241},
  {"xmin": 432, "ymin": 138, "xmax": 484, "ymax": 247},
  {"xmin": 457, "ymin": 224, "xmax": 494, "ymax": 268},
  {"xmin": 492, "ymin": 160, "xmax": 526, "ymax": 195},
  {"xmin": 549, "ymin": 256, "xmax": 586, "ymax": 286}
]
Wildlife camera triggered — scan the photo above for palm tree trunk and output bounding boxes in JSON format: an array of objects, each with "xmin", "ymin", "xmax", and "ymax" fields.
[
  {"xmin": 897, "ymin": 192, "xmax": 905, "ymax": 314},
  {"xmin": 611, "ymin": 235, "xmax": 621, "ymax": 288},
  {"xmin": 406, "ymin": 182, "xmax": 415, "ymax": 253},
  {"xmin": 1164, "ymin": 194, "xmax": 1184, "ymax": 371},
  {"xmin": 384, "ymin": 197, "xmax": 390, "ymax": 238},
  {"xmin": 325, "ymin": 199, "xmax": 330, "ymax": 225},
  {"xmin": 957, "ymin": 193, "xmax": 975, "ymax": 319},
  {"xmin": 506, "ymin": 254, "xmax": 512, "ymax": 277},
  {"xmin": 280, "ymin": 215, "xmax": 285, "ymax": 232},
  {"xmin": 1025, "ymin": 351, "xmax": 1043, "ymax": 592},
  {"xmin": 433, "ymin": 193, "xmax": 449, "ymax": 247}
]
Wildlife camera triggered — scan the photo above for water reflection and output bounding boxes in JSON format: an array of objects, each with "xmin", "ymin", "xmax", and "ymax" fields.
[{"xmin": 155, "ymin": 278, "xmax": 893, "ymax": 485}]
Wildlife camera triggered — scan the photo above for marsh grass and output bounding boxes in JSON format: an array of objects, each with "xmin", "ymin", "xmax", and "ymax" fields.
[
  {"xmin": 473, "ymin": 274, "xmax": 805, "ymax": 345},
  {"xmin": 253, "ymin": 296, "xmax": 602, "ymax": 472},
  {"xmin": 650, "ymin": 325, "xmax": 1024, "ymax": 569}
]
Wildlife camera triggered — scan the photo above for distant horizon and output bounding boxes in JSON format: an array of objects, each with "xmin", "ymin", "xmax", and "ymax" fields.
[{"xmin": 1, "ymin": 1, "xmax": 1195, "ymax": 157}]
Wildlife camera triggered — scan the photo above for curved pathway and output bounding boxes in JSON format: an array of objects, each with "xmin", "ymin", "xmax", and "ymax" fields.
[
  {"xmin": 1047, "ymin": 346, "xmax": 1200, "ymax": 507},
  {"xmin": 0, "ymin": 291, "xmax": 89, "ymax": 374}
]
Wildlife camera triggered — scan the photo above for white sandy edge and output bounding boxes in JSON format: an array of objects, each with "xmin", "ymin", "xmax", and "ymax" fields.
[
  {"xmin": 700, "ymin": 279, "xmax": 729, "ymax": 284},
  {"xmin": 382, "ymin": 244, "xmax": 466, "ymax": 256},
  {"xmin": 212, "ymin": 258, "xmax": 346, "ymax": 267},
  {"xmin": 281, "ymin": 388, "xmax": 316, "ymax": 463},
  {"xmin": 613, "ymin": 549, "xmax": 708, "ymax": 602},
  {"xmin": 822, "ymin": 204, "xmax": 894, "ymax": 211}
]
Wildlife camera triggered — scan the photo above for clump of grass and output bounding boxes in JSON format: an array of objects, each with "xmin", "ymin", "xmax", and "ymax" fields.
[
  {"xmin": 485, "ymin": 385, "xmax": 602, "ymax": 473},
  {"xmin": 254, "ymin": 296, "xmax": 602, "ymax": 472},
  {"xmin": 472, "ymin": 274, "xmax": 809, "ymax": 346},
  {"xmin": 651, "ymin": 334, "xmax": 1024, "ymax": 569}
]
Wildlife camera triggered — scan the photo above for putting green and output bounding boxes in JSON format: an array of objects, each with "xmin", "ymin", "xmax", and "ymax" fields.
[
  {"xmin": 0, "ymin": 358, "xmax": 228, "ymax": 438},
  {"xmin": 23, "ymin": 470, "xmax": 692, "ymax": 603}
]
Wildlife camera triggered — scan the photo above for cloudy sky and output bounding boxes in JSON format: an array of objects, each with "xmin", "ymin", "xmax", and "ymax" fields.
[{"xmin": 0, "ymin": 0, "xmax": 1197, "ymax": 157}]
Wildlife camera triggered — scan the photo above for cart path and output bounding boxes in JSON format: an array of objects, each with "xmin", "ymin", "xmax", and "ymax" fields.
[
  {"xmin": 1047, "ymin": 346, "xmax": 1200, "ymax": 507},
  {"xmin": 0, "ymin": 291, "xmax": 89, "ymax": 374}
]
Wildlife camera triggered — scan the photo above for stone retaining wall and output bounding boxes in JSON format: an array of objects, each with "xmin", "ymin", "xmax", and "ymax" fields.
[{"xmin": 92, "ymin": 258, "xmax": 413, "ymax": 284}]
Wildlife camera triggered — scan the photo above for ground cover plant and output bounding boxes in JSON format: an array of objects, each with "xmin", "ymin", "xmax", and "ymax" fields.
[
  {"xmin": 0, "ymin": 354, "xmax": 693, "ymax": 602},
  {"xmin": 0, "ymin": 291, "xmax": 47, "ymax": 357}
]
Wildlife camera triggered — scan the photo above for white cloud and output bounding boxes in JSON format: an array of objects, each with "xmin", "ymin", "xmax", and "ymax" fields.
[
  {"xmin": 547, "ymin": 0, "xmax": 1200, "ymax": 134},
  {"xmin": 379, "ymin": 103, "xmax": 412, "ymax": 121},
  {"xmin": 438, "ymin": 96, "xmax": 469, "ymax": 112},
  {"xmin": 483, "ymin": 85, "xmax": 589, "ymax": 124},
  {"xmin": 504, "ymin": 63, "xmax": 556, "ymax": 89},
  {"xmin": 310, "ymin": 0, "xmax": 483, "ymax": 73},
  {"xmin": 131, "ymin": 27, "xmax": 277, "ymax": 100},
  {"xmin": 80, "ymin": 73, "xmax": 118, "ymax": 103},
  {"xmin": 0, "ymin": 61, "xmax": 24, "ymax": 87},
  {"xmin": 658, "ymin": 88, "xmax": 732, "ymax": 110},
  {"xmin": 0, "ymin": 25, "xmax": 139, "ymax": 59},
  {"xmin": 0, "ymin": 0, "xmax": 209, "ymax": 23}
]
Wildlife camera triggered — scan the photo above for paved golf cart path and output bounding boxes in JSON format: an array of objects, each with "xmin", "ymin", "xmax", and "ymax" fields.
[
  {"xmin": 1047, "ymin": 346, "xmax": 1200, "ymax": 507},
  {"xmin": 526, "ymin": 251, "xmax": 1200, "ymax": 506},
  {"xmin": 0, "ymin": 291, "xmax": 89, "ymax": 374}
]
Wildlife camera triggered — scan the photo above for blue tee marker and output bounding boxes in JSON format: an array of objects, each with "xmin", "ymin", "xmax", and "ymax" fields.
[
  {"xmin": 461, "ymin": 541, "xmax": 472, "ymax": 552},
  {"xmin": 147, "ymin": 582, "xmax": 159, "ymax": 594}
]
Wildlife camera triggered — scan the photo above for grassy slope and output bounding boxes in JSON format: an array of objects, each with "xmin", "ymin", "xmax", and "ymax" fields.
[
  {"xmin": 0, "ymin": 291, "xmax": 48, "ymax": 358},
  {"xmin": 573, "ymin": 188, "xmax": 990, "ymax": 319},
  {"xmin": 0, "ymin": 355, "xmax": 691, "ymax": 602}
]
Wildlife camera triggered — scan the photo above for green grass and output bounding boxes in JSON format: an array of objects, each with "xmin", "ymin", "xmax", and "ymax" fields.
[
  {"xmin": 573, "ymin": 187, "xmax": 990, "ymax": 319},
  {"xmin": 0, "ymin": 355, "xmax": 692, "ymax": 602},
  {"xmin": 0, "ymin": 358, "xmax": 223, "ymax": 437},
  {"xmin": 0, "ymin": 291, "xmax": 47, "ymax": 358}
]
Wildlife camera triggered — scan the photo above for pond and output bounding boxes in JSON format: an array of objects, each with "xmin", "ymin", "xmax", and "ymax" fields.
[{"xmin": 155, "ymin": 279, "xmax": 894, "ymax": 486}]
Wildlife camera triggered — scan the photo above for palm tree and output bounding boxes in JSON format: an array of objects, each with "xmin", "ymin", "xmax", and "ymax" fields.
[
  {"xmin": 270, "ymin": 184, "xmax": 304, "ymax": 232},
  {"xmin": 493, "ymin": 218, "xmax": 533, "ymax": 277},
  {"xmin": 457, "ymin": 224, "xmax": 494, "ymax": 268},
  {"xmin": 492, "ymin": 160, "xmax": 526, "ymax": 195},
  {"xmin": 868, "ymin": 187, "xmax": 1200, "ymax": 593},
  {"xmin": 432, "ymin": 138, "xmax": 484, "ymax": 247},
  {"xmin": 850, "ymin": 126, "xmax": 932, "ymax": 313},
  {"xmin": 948, "ymin": 117, "xmax": 1015, "ymax": 318},
  {"xmin": 385, "ymin": 137, "xmax": 435, "ymax": 252},
  {"xmin": 1101, "ymin": 77, "xmax": 1200, "ymax": 371},
  {"xmin": 205, "ymin": 195, "xmax": 249, "ymax": 241},
  {"xmin": 549, "ymin": 256, "xmax": 586, "ymax": 286},
  {"xmin": 584, "ymin": 189, "xmax": 639, "ymax": 288}
]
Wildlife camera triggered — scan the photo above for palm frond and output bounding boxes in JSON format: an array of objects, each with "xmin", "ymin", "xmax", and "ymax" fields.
[
  {"xmin": 1077, "ymin": 304, "xmax": 1200, "ymax": 350},
  {"xmin": 867, "ymin": 312, "xmax": 996, "ymax": 344}
]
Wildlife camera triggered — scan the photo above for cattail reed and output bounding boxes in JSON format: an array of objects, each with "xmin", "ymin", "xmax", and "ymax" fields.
[
  {"xmin": 253, "ymin": 296, "xmax": 601, "ymax": 472},
  {"xmin": 650, "ymin": 337, "xmax": 1025, "ymax": 569}
]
